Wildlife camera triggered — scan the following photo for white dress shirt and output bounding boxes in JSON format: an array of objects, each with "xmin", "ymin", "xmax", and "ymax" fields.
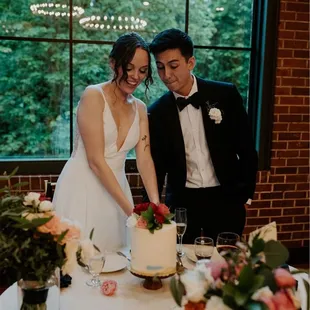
[
  {"xmin": 173, "ymin": 76, "xmax": 220, "ymax": 188},
  {"xmin": 173, "ymin": 76, "xmax": 252, "ymax": 205}
]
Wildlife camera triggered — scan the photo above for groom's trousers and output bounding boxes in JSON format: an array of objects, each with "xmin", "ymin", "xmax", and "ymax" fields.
[{"xmin": 169, "ymin": 185, "xmax": 246, "ymax": 244}]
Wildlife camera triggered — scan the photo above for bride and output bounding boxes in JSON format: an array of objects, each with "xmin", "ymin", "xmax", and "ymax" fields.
[{"xmin": 53, "ymin": 33, "xmax": 159, "ymax": 252}]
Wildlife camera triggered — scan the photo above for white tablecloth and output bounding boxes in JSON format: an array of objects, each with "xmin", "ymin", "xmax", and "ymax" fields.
[{"xmin": 1, "ymin": 246, "xmax": 308, "ymax": 310}]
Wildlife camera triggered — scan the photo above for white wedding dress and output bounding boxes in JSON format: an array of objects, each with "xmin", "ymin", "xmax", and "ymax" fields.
[{"xmin": 53, "ymin": 85, "xmax": 139, "ymax": 252}]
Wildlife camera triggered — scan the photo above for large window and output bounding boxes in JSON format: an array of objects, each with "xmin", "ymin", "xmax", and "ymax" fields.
[{"xmin": 0, "ymin": 0, "xmax": 279, "ymax": 172}]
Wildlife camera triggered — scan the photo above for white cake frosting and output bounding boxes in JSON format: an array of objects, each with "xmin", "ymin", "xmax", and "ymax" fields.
[{"xmin": 130, "ymin": 221, "xmax": 177, "ymax": 277}]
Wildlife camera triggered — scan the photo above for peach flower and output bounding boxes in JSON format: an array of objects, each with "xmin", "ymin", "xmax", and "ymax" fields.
[
  {"xmin": 63, "ymin": 225, "xmax": 81, "ymax": 242},
  {"xmin": 57, "ymin": 221, "xmax": 80, "ymax": 244},
  {"xmin": 37, "ymin": 212, "xmax": 61, "ymax": 235},
  {"xmin": 274, "ymin": 268, "xmax": 296, "ymax": 288},
  {"xmin": 136, "ymin": 217, "xmax": 148, "ymax": 229}
]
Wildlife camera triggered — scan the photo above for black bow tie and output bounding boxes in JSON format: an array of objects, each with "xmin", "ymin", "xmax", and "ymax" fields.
[{"xmin": 176, "ymin": 92, "xmax": 200, "ymax": 111}]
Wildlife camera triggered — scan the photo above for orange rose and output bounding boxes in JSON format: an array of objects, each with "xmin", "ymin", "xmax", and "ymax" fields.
[
  {"xmin": 58, "ymin": 221, "xmax": 81, "ymax": 244},
  {"xmin": 37, "ymin": 213, "xmax": 61, "ymax": 236}
]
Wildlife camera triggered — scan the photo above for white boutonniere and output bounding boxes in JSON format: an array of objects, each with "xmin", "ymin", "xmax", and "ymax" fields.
[{"xmin": 206, "ymin": 101, "xmax": 222, "ymax": 124}]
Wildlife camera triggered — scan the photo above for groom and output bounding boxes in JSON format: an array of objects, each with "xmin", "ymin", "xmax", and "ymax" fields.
[{"xmin": 144, "ymin": 29, "xmax": 258, "ymax": 243}]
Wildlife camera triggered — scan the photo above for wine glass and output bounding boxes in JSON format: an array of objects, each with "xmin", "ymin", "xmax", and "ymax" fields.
[
  {"xmin": 86, "ymin": 253, "xmax": 106, "ymax": 287},
  {"xmin": 175, "ymin": 208, "xmax": 187, "ymax": 257},
  {"xmin": 194, "ymin": 237, "xmax": 214, "ymax": 261},
  {"xmin": 216, "ymin": 232, "xmax": 240, "ymax": 255}
]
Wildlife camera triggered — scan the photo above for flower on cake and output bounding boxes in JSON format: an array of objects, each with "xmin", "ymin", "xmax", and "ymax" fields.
[
  {"xmin": 126, "ymin": 202, "xmax": 174, "ymax": 233},
  {"xmin": 170, "ymin": 234, "xmax": 304, "ymax": 310}
]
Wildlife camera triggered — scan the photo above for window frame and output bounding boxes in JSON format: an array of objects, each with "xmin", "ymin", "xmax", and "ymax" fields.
[{"xmin": 0, "ymin": 0, "xmax": 279, "ymax": 175}]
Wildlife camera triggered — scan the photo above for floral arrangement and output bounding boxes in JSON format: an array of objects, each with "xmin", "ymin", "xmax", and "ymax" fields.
[
  {"xmin": 170, "ymin": 234, "xmax": 309, "ymax": 310},
  {"xmin": 0, "ymin": 186, "xmax": 81, "ymax": 284},
  {"xmin": 126, "ymin": 202, "xmax": 174, "ymax": 233}
]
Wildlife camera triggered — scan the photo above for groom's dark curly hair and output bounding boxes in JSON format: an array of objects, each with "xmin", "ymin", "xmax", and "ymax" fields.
[
  {"xmin": 109, "ymin": 32, "xmax": 153, "ymax": 93},
  {"xmin": 149, "ymin": 28, "xmax": 194, "ymax": 61}
]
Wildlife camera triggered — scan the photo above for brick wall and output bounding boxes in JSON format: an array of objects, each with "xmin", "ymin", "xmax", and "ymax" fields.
[
  {"xmin": 1, "ymin": 0, "xmax": 309, "ymax": 249},
  {"xmin": 252, "ymin": 0, "xmax": 309, "ymax": 248}
]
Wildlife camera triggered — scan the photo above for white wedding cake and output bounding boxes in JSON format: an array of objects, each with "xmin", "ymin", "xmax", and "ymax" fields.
[
  {"xmin": 129, "ymin": 222, "xmax": 177, "ymax": 277},
  {"xmin": 127, "ymin": 203, "xmax": 177, "ymax": 277}
]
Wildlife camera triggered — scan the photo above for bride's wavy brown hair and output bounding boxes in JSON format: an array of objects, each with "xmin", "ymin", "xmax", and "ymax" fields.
[{"xmin": 109, "ymin": 32, "xmax": 153, "ymax": 94}]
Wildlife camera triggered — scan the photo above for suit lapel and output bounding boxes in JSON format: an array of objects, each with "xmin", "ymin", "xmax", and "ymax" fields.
[
  {"xmin": 164, "ymin": 92, "xmax": 187, "ymax": 171},
  {"xmin": 196, "ymin": 78, "xmax": 217, "ymax": 150}
]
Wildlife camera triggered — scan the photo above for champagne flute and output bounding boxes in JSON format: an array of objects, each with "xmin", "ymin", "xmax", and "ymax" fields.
[
  {"xmin": 216, "ymin": 232, "xmax": 240, "ymax": 255},
  {"xmin": 86, "ymin": 253, "xmax": 105, "ymax": 287},
  {"xmin": 175, "ymin": 208, "xmax": 187, "ymax": 257},
  {"xmin": 194, "ymin": 237, "xmax": 214, "ymax": 260}
]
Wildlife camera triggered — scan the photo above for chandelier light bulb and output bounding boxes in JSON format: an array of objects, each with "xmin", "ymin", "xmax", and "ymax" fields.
[
  {"xmin": 30, "ymin": 3, "xmax": 84, "ymax": 18},
  {"xmin": 79, "ymin": 14, "xmax": 147, "ymax": 32}
]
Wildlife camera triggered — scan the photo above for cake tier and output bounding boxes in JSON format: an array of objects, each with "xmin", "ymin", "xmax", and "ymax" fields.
[{"xmin": 130, "ymin": 221, "xmax": 177, "ymax": 277}]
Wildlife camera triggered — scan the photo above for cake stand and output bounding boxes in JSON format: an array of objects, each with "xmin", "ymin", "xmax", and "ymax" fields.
[{"xmin": 129, "ymin": 267, "xmax": 176, "ymax": 290}]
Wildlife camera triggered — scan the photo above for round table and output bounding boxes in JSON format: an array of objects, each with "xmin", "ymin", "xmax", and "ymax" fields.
[
  {"xmin": 0, "ymin": 246, "xmax": 197, "ymax": 310},
  {"xmin": 1, "ymin": 246, "xmax": 308, "ymax": 310}
]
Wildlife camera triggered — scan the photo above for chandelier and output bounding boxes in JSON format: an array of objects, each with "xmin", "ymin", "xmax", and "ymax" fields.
[
  {"xmin": 79, "ymin": 15, "xmax": 147, "ymax": 31},
  {"xmin": 30, "ymin": 3, "xmax": 84, "ymax": 17}
]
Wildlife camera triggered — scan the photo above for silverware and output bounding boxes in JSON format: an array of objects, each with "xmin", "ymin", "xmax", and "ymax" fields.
[
  {"xmin": 117, "ymin": 251, "xmax": 131, "ymax": 262},
  {"xmin": 176, "ymin": 253, "xmax": 186, "ymax": 273}
]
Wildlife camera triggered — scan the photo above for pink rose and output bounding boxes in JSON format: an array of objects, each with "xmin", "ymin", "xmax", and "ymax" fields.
[
  {"xmin": 206, "ymin": 261, "xmax": 229, "ymax": 280},
  {"xmin": 260, "ymin": 296, "xmax": 276, "ymax": 310},
  {"xmin": 37, "ymin": 213, "xmax": 61, "ymax": 235},
  {"xmin": 272, "ymin": 290, "xmax": 297, "ymax": 310},
  {"xmin": 136, "ymin": 217, "xmax": 148, "ymax": 229},
  {"xmin": 274, "ymin": 268, "xmax": 296, "ymax": 288},
  {"xmin": 157, "ymin": 204, "xmax": 170, "ymax": 216}
]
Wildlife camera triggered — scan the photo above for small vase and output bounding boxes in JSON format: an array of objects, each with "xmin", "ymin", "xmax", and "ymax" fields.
[{"xmin": 17, "ymin": 270, "xmax": 60, "ymax": 310}]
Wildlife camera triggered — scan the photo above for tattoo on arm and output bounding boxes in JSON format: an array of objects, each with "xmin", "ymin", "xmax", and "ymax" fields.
[{"xmin": 142, "ymin": 135, "xmax": 150, "ymax": 151}]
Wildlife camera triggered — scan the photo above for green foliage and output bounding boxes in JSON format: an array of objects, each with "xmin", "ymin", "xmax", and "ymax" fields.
[
  {"xmin": 141, "ymin": 206, "xmax": 158, "ymax": 233},
  {"xmin": 1, "ymin": 0, "xmax": 253, "ymax": 159},
  {"xmin": 264, "ymin": 240, "xmax": 289, "ymax": 269},
  {"xmin": 170, "ymin": 275, "xmax": 186, "ymax": 307}
]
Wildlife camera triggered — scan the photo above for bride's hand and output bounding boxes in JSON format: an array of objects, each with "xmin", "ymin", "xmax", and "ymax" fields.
[{"xmin": 126, "ymin": 207, "xmax": 133, "ymax": 217}]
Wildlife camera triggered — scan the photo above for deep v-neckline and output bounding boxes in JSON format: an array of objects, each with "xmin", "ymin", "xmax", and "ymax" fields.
[{"xmin": 100, "ymin": 89, "xmax": 138, "ymax": 152}]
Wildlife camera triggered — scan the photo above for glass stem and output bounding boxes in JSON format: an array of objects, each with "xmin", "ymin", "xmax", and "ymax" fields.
[{"xmin": 178, "ymin": 234, "xmax": 183, "ymax": 254}]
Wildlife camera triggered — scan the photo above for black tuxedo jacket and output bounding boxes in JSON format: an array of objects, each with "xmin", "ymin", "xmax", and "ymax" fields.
[{"xmin": 146, "ymin": 77, "xmax": 258, "ymax": 206}]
